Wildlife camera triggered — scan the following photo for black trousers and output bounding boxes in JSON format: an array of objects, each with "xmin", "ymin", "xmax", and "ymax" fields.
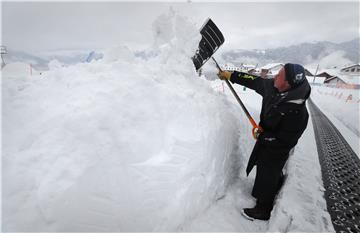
[{"xmin": 251, "ymin": 155, "xmax": 288, "ymax": 204}]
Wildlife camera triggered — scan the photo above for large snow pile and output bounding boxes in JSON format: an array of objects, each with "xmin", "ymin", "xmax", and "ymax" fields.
[{"xmin": 3, "ymin": 11, "xmax": 240, "ymax": 231}]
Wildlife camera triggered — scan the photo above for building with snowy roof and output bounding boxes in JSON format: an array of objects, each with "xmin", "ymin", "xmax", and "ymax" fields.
[
  {"xmin": 261, "ymin": 63, "xmax": 284, "ymax": 75},
  {"xmin": 222, "ymin": 63, "xmax": 241, "ymax": 72},
  {"xmin": 241, "ymin": 64, "xmax": 257, "ymax": 71},
  {"xmin": 222, "ymin": 63, "xmax": 253, "ymax": 72},
  {"xmin": 316, "ymin": 70, "xmax": 335, "ymax": 79},
  {"xmin": 260, "ymin": 63, "xmax": 284, "ymax": 78},
  {"xmin": 305, "ymin": 67, "xmax": 345, "ymax": 85},
  {"xmin": 306, "ymin": 75, "xmax": 327, "ymax": 84},
  {"xmin": 306, "ymin": 66, "xmax": 360, "ymax": 88},
  {"xmin": 340, "ymin": 64, "xmax": 360, "ymax": 76},
  {"xmin": 321, "ymin": 67, "xmax": 360, "ymax": 85},
  {"xmin": 323, "ymin": 76, "xmax": 346, "ymax": 84}
]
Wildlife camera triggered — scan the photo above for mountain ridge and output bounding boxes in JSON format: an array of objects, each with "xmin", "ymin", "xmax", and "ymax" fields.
[
  {"xmin": 3, "ymin": 38, "xmax": 359, "ymax": 70},
  {"xmin": 221, "ymin": 38, "xmax": 359, "ymax": 67}
]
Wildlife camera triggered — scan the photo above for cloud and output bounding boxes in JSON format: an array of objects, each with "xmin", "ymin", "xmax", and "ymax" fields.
[
  {"xmin": 2, "ymin": 2, "xmax": 359, "ymax": 52},
  {"xmin": 306, "ymin": 50, "xmax": 353, "ymax": 69}
]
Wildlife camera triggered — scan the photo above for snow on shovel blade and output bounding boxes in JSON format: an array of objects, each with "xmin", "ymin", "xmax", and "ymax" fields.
[{"xmin": 192, "ymin": 18, "xmax": 225, "ymax": 71}]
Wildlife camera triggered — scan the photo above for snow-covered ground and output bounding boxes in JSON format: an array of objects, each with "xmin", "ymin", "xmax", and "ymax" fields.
[{"xmin": 3, "ymin": 10, "xmax": 352, "ymax": 232}]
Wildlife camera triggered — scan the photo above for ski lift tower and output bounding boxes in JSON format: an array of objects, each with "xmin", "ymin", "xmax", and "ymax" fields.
[{"xmin": 1, "ymin": 46, "xmax": 7, "ymax": 69}]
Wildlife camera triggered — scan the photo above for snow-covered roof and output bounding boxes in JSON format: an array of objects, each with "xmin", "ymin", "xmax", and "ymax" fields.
[
  {"xmin": 305, "ymin": 66, "xmax": 360, "ymax": 85},
  {"xmin": 340, "ymin": 75, "xmax": 360, "ymax": 85},
  {"xmin": 305, "ymin": 67, "xmax": 321, "ymax": 76},
  {"xmin": 306, "ymin": 76, "xmax": 326, "ymax": 84},
  {"xmin": 305, "ymin": 67, "xmax": 338, "ymax": 77},
  {"xmin": 241, "ymin": 64, "xmax": 256, "ymax": 69},
  {"xmin": 321, "ymin": 68, "xmax": 359, "ymax": 84},
  {"xmin": 341, "ymin": 64, "xmax": 360, "ymax": 71},
  {"xmin": 318, "ymin": 68, "xmax": 340, "ymax": 77},
  {"xmin": 324, "ymin": 76, "xmax": 345, "ymax": 84},
  {"xmin": 261, "ymin": 63, "xmax": 284, "ymax": 70}
]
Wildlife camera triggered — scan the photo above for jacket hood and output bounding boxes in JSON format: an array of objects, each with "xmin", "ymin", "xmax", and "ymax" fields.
[{"xmin": 281, "ymin": 78, "xmax": 311, "ymax": 104}]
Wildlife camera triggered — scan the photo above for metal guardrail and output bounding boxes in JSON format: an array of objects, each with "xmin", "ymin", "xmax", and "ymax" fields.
[{"xmin": 308, "ymin": 98, "xmax": 360, "ymax": 233}]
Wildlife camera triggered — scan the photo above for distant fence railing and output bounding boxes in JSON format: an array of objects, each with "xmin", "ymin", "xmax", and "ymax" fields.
[
  {"xmin": 310, "ymin": 82, "xmax": 360, "ymax": 89},
  {"xmin": 314, "ymin": 89, "xmax": 359, "ymax": 104}
]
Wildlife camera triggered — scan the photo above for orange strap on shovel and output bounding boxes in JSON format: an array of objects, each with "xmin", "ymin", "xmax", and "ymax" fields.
[{"xmin": 250, "ymin": 118, "xmax": 263, "ymax": 140}]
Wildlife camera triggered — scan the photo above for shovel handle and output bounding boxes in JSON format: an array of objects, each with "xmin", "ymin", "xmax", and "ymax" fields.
[{"xmin": 212, "ymin": 57, "xmax": 264, "ymax": 139}]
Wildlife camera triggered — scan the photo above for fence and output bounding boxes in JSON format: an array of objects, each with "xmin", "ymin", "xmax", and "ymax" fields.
[
  {"xmin": 311, "ymin": 82, "xmax": 360, "ymax": 90},
  {"xmin": 314, "ymin": 89, "xmax": 360, "ymax": 104}
]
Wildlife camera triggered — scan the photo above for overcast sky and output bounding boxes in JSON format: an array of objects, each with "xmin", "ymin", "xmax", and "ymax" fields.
[{"xmin": 2, "ymin": 1, "xmax": 359, "ymax": 53}]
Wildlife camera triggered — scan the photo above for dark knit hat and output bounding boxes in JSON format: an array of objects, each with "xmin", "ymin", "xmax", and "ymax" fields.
[{"xmin": 284, "ymin": 63, "xmax": 306, "ymax": 88}]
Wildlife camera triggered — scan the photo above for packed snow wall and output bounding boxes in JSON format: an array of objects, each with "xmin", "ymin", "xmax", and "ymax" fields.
[{"xmin": 3, "ymin": 11, "xmax": 241, "ymax": 231}]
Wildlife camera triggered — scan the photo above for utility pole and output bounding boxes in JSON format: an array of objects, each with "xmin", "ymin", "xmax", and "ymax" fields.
[{"xmin": 313, "ymin": 64, "xmax": 319, "ymax": 83}]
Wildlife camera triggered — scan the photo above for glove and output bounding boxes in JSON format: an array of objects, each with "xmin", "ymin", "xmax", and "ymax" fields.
[{"xmin": 217, "ymin": 70, "xmax": 232, "ymax": 80}]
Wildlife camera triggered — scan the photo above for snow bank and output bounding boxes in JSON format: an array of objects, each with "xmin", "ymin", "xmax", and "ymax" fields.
[
  {"xmin": 2, "ymin": 10, "xmax": 240, "ymax": 231},
  {"xmin": 310, "ymin": 85, "xmax": 359, "ymax": 136},
  {"xmin": 310, "ymin": 85, "xmax": 359, "ymax": 157}
]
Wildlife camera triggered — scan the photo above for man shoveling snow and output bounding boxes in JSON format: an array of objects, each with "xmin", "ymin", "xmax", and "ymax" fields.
[
  {"xmin": 218, "ymin": 64, "xmax": 311, "ymax": 221},
  {"xmin": 191, "ymin": 18, "xmax": 312, "ymax": 222}
]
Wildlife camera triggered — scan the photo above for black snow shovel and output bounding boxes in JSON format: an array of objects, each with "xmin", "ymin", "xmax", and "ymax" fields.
[{"xmin": 192, "ymin": 18, "xmax": 262, "ymax": 139}]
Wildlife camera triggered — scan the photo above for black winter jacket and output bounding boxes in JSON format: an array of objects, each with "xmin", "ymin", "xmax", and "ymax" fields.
[{"xmin": 230, "ymin": 71, "xmax": 311, "ymax": 175}]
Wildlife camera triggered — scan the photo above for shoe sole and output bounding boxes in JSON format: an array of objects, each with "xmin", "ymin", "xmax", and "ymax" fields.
[{"xmin": 241, "ymin": 209, "xmax": 254, "ymax": 221}]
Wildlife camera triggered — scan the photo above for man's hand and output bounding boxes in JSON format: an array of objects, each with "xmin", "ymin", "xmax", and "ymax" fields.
[{"xmin": 217, "ymin": 70, "xmax": 232, "ymax": 80}]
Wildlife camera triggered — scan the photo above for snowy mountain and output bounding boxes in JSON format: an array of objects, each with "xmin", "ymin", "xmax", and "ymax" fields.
[
  {"xmin": 5, "ymin": 38, "xmax": 358, "ymax": 72},
  {"xmin": 4, "ymin": 49, "xmax": 49, "ymax": 70},
  {"xmin": 4, "ymin": 49, "xmax": 103, "ymax": 70},
  {"xmin": 221, "ymin": 38, "xmax": 360, "ymax": 67}
]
